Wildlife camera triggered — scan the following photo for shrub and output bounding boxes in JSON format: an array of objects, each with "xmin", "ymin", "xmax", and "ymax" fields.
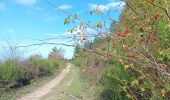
[
  {"xmin": 42, "ymin": 60, "xmax": 55, "ymax": 75},
  {"xmin": 74, "ymin": 58, "xmax": 82, "ymax": 67},
  {"xmin": 28, "ymin": 55, "xmax": 60, "ymax": 76},
  {"xmin": 0, "ymin": 54, "xmax": 63, "ymax": 94},
  {"xmin": 0, "ymin": 60, "xmax": 17, "ymax": 82},
  {"xmin": 52, "ymin": 60, "xmax": 60, "ymax": 69},
  {"xmin": 73, "ymin": 0, "xmax": 170, "ymax": 99},
  {"xmin": 15, "ymin": 63, "xmax": 32, "ymax": 87}
]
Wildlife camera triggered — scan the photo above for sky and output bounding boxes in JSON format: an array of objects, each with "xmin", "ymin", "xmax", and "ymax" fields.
[{"xmin": 0, "ymin": 0, "xmax": 124, "ymax": 59}]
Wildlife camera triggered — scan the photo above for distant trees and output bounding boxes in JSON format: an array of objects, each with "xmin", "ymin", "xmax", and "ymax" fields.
[
  {"xmin": 109, "ymin": 20, "xmax": 118, "ymax": 34},
  {"xmin": 48, "ymin": 47, "xmax": 65, "ymax": 60}
]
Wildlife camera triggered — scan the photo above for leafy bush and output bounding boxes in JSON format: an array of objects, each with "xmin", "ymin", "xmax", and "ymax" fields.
[
  {"xmin": 52, "ymin": 60, "xmax": 60, "ymax": 69},
  {"xmin": 0, "ymin": 54, "xmax": 63, "ymax": 94},
  {"xmin": 73, "ymin": 0, "xmax": 170, "ymax": 99},
  {"xmin": 0, "ymin": 61, "xmax": 17, "ymax": 82},
  {"xmin": 15, "ymin": 64, "xmax": 32, "ymax": 87},
  {"xmin": 42, "ymin": 60, "xmax": 55, "ymax": 75},
  {"xmin": 74, "ymin": 58, "xmax": 82, "ymax": 67}
]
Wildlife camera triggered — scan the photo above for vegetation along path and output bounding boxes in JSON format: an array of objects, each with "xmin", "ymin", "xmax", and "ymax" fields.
[{"xmin": 17, "ymin": 64, "xmax": 71, "ymax": 100}]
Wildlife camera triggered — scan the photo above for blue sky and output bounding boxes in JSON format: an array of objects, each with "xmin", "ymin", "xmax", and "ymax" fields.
[{"xmin": 0, "ymin": 0, "xmax": 124, "ymax": 59}]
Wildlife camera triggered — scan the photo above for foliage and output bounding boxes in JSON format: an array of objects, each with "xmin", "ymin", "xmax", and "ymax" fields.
[
  {"xmin": 73, "ymin": 0, "xmax": 170, "ymax": 99},
  {"xmin": 74, "ymin": 58, "xmax": 82, "ymax": 67},
  {"xmin": 48, "ymin": 47, "xmax": 65, "ymax": 60},
  {"xmin": 0, "ymin": 48, "xmax": 65, "ymax": 95},
  {"xmin": 0, "ymin": 61, "xmax": 17, "ymax": 82}
]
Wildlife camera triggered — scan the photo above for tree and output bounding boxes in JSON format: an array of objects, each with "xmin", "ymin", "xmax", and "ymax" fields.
[
  {"xmin": 48, "ymin": 47, "xmax": 65, "ymax": 60},
  {"xmin": 1, "ymin": 40, "xmax": 23, "ymax": 61},
  {"xmin": 109, "ymin": 20, "xmax": 118, "ymax": 34}
]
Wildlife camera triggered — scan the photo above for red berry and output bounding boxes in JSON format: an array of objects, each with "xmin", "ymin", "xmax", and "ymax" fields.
[
  {"xmin": 168, "ymin": 18, "xmax": 170, "ymax": 22},
  {"xmin": 152, "ymin": 34, "xmax": 157, "ymax": 41},
  {"xmin": 112, "ymin": 43, "xmax": 116, "ymax": 48}
]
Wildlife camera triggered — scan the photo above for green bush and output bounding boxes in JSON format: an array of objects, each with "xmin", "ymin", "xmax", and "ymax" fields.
[
  {"xmin": 28, "ymin": 55, "xmax": 55, "ymax": 76},
  {"xmin": 42, "ymin": 60, "xmax": 55, "ymax": 75},
  {"xmin": 52, "ymin": 60, "xmax": 60, "ymax": 69},
  {"xmin": 0, "ymin": 54, "xmax": 63, "ymax": 93},
  {"xmin": 15, "ymin": 63, "xmax": 32, "ymax": 87},
  {"xmin": 101, "ymin": 61, "xmax": 130, "ymax": 100},
  {"xmin": 0, "ymin": 61, "xmax": 17, "ymax": 82},
  {"xmin": 73, "ymin": 0, "xmax": 170, "ymax": 99},
  {"xmin": 74, "ymin": 58, "xmax": 82, "ymax": 67}
]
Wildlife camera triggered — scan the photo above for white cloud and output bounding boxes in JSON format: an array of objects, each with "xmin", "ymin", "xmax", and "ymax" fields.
[
  {"xmin": 89, "ymin": 4, "xmax": 109, "ymax": 11},
  {"xmin": 0, "ymin": 2, "xmax": 5, "ymax": 11},
  {"xmin": 89, "ymin": 1, "xmax": 125, "ymax": 11},
  {"xmin": 58, "ymin": 4, "xmax": 72, "ymax": 10},
  {"xmin": 7, "ymin": 29, "xmax": 15, "ymax": 34},
  {"xmin": 16, "ymin": 0, "xmax": 37, "ymax": 6}
]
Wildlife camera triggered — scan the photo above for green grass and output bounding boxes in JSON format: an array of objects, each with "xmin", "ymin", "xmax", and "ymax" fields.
[
  {"xmin": 41, "ymin": 64, "xmax": 97, "ymax": 100},
  {"xmin": 0, "ymin": 61, "xmax": 17, "ymax": 82},
  {"xmin": 66, "ymin": 67, "xmax": 81, "ymax": 98}
]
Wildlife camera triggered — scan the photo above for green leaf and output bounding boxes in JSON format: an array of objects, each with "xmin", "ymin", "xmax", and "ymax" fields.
[
  {"xmin": 64, "ymin": 16, "xmax": 71, "ymax": 25},
  {"xmin": 96, "ymin": 22, "xmax": 103, "ymax": 28},
  {"xmin": 95, "ymin": 10, "xmax": 103, "ymax": 14}
]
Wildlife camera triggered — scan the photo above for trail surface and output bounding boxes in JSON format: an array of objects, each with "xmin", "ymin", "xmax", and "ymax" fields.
[{"xmin": 17, "ymin": 64, "xmax": 70, "ymax": 100}]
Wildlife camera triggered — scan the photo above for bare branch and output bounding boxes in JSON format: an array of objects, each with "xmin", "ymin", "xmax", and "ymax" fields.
[
  {"xmin": 144, "ymin": 0, "xmax": 170, "ymax": 18},
  {"xmin": 44, "ymin": 0, "xmax": 106, "ymax": 34}
]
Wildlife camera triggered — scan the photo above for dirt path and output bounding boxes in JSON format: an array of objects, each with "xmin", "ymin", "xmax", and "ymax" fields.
[{"xmin": 17, "ymin": 64, "xmax": 71, "ymax": 100}]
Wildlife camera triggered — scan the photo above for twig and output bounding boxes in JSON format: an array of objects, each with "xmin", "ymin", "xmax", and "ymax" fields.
[
  {"xmin": 44, "ymin": 0, "xmax": 105, "ymax": 35},
  {"xmin": 62, "ymin": 92, "xmax": 79, "ymax": 100},
  {"xmin": 144, "ymin": 0, "xmax": 170, "ymax": 18}
]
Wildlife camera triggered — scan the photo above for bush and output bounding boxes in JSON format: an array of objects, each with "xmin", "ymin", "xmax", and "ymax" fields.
[
  {"xmin": 15, "ymin": 63, "xmax": 32, "ymax": 87},
  {"xmin": 52, "ymin": 60, "xmax": 60, "ymax": 69},
  {"xmin": 0, "ymin": 60, "xmax": 17, "ymax": 82},
  {"xmin": 28, "ymin": 55, "xmax": 60, "ymax": 76},
  {"xmin": 74, "ymin": 58, "xmax": 82, "ymax": 67},
  {"xmin": 73, "ymin": 0, "xmax": 170, "ymax": 99},
  {"xmin": 0, "ymin": 54, "xmax": 63, "ymax": 93},
  {"xmin": 42, "ymin": 60, "xmax": 55, "ymax": 75}
]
